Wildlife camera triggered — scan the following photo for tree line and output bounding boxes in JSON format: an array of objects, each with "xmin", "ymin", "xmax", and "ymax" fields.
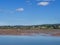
[{"xmin": 0, "ymin": 24, "xmax": 60, "ymax": 29}]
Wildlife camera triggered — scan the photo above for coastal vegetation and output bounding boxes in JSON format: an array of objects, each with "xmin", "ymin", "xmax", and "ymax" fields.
[
  {"xmin": 0, "ymin": 24, "xmax": 60, "ymax": 36},
  {"xmin": 0, "ymin": 24, "xmax": 60, "ymax": 30}
]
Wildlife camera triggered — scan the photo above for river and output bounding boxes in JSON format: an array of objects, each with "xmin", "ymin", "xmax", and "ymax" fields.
[{"xmin": 0, "ymin": 35, "xmax": 60, "ymax": 45}]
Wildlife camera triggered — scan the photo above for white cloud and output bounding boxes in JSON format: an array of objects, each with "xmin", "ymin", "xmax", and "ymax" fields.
[
  {"xmin": 37, "ymin": 0, "xmax": 55, "ymax": 6},
  {"xmin": 0, "ymin": 9, "xmax": 14, "ymax": 14},
  {"xmin": 16, "ymin": 8, "xmax": 24, "ymax": 12},
  {"xmin": 36, "ymin": 0, "xmax": 55, "ymax": 1},
  {"xmin": 37, "ymin": 1, "xmax": 49, "ymax": 6},
  {"xmin": 43, "ymin": 0, "xmax": 55, "ymax": 1},
  {"xmin": 26, "ymin": 0, "xmax": 32, "ymax": 5}
]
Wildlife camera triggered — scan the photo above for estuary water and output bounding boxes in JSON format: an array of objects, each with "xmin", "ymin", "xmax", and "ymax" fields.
[{"xmin": 0, "ymin": 35, "xmax": 60, "ymax": 45}]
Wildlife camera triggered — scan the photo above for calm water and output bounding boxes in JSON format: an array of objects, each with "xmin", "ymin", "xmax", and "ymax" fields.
[{"xmin": 0, "ymin": 35, "xmax": 60, "ymax": 45}]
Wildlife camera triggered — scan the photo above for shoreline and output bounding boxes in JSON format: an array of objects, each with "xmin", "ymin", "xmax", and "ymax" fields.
[{"xmin": 0, "ymin": 29, "xmax": 60, "ymax": 36}]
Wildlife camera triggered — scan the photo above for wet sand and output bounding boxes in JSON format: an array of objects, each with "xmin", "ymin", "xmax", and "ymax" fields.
[{"xmin": 0, "ymin": 29, "xmax": 60, "ymax": 36}]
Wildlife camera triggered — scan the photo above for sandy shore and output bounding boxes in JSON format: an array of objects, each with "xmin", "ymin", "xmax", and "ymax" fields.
[{"xmin": 0, "ymin": 29, "xmax": 60, "ymax": 36}]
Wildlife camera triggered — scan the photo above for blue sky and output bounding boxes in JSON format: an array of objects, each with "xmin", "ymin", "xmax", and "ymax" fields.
[{"xmin": 0, "ymin": 0, "xmax": 60, "ymax": 25}]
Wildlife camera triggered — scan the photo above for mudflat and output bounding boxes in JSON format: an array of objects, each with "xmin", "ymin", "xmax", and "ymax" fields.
[{"xmin": 0, "ymin": 29, "xmax": 60, "ymax": 36}]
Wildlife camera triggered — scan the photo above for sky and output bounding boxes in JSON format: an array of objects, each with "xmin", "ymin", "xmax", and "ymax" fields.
[{"xmin": 0, "ymin": 0, "xmax": 60, "ymax": 25}]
